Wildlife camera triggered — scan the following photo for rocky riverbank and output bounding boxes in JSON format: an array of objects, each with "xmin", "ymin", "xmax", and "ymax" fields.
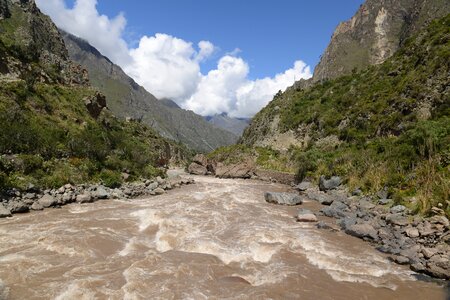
[
  {"xmin": 0, "ymin": 175, "xmax": 195, "ymax": 218},
  {"xmin": 289, "ymin": 177, "xmax": 450, "ymax": 280}
]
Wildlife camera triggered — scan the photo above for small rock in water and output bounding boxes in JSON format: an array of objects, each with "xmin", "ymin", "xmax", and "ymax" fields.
[
  {"xmin": 154, "ymin": 188, "xmax": 165, "ymax": 195},
  {"xmin": 393, "ymin": 255, "xmax": 410, "ymax": 265},
  {"xmin": 296, "ymin": 209, "xmax": 318, "ymax": 222},
  {"xmin": 264, "ymin": 192, "xmax": 302, "ymax": 206}
]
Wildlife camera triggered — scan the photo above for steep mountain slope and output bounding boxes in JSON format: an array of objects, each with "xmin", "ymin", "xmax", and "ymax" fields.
[
  {"xmin": 61, "ymin": 31, "xmax": 238, "ymax": 152},
  {"xmin": 205, "ymin": 113, "xmax": 250, "ymax": 136},
  {"xmin": 241, "ymin": 14, "xmax": 449, "ymax": 214},
  {"xmin": 0, "ymin": 0, "xmax": 187, "ymax": 191},
  {"xmin": 313, "ymin": 0, "xmax": 450, "ymax": 82}
]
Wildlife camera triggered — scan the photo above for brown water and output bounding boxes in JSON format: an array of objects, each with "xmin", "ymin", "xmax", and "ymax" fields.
[{"xmin": 0, "ymin": 175, "xmax": 446, "ymax": 299}]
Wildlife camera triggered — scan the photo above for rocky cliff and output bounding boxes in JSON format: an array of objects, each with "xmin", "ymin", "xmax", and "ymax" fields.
[
  {"xmin": 61, "ymin": 31, "xmax": 238, "ymax": 152},
  {"xmin": 204, "ymin": 113, "xmax": 250, "ymax": 136},
  {"xmin": 313, "ymin": 0, "xmax": 450, "ymax": 82}
]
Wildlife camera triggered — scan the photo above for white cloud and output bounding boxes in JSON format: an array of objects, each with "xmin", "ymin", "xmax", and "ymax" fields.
[{"xmin": 36, "ymin": 0, "xmax": 312, "ymax": 118}]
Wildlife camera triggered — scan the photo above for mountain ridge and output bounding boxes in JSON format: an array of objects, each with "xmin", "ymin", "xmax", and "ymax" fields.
[{"xmin": 61, "ymin": 31, "xmax": 238, "ymax": 152}]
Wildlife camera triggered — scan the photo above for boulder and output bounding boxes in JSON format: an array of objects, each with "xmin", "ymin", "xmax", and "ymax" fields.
[
  {"xmin": 405, "ymin": 227, "xmax": 420, "ymax": 238},
  {"xmin": 192, "ymin": 154, "xmax": 208, "ymax": 166},
  {"xmin": 264, "ymin": 192, "xmax": 303, "ymax": 206},
  {"xmin": 215, "ymin": 162, "xmax": 254, "ymax": 179},
  {"xmin": 31, "ymin": 202, "xmax": 44, "ymax": 211},
  {"xmin": 38, "ymin": 194, "xmax": 57, "ymax": 208},
  {"xmin": 295, "ymin": 181, "xmax": 312, "ymax": 192},
  {"xmin": 417, "ymin": 222, "xmax": 435, "ymax": 237},
  {"xmin": 154, "ymin": 188, "xmax": 165, "ymax": 195},
  {"xmin": 8, "ymin": 201, "xmax": 29, "ymax": 213},
  {"xmin": 345, "ymin": 223, "xmax": 378, "ymax": 240},
  {"xmin": 386, "ymin": 214, "xmax": 409, "ymax": 226},
  {"xmin": 319, "ymin": 175, "xmax": 342, "ymax": 191},
  {"xmin": 147, "ymin": 182, "xmax": 158, "ymax": 190},
  {"xmin": 320, "ymin": 200, "xmax": 349, "ymax": 218},
  {"xmin": 393, "ymin": 255, "xmax": 410, "ymax": 265},
  {"xmin": 296, "ymin": 209, "xmax": 318, "ymax": 222},
  {"xmin": 390, "ymin": 205, "xmax": 407, "ymax": 214},
  {"xmin": 156, "ymin": 176, "xmax": 165, "ymax": 185},
  {"xmin": 76, "ymin": 193, "xmax": 92, "ymax": 203},
  {"xmin": 95, "ymin": 186, "xmax": 109, "ymax": 199},
  {"xmin": 188, "ymin": 162, "xmax": 207, "ymax": 175},
  {"xmin": 0, "ymin": 204, "xmax": 11, "ymax": 218},
  {"xmin": 429, "ymin": 215, "xmax": 449, "ymax": 227}
]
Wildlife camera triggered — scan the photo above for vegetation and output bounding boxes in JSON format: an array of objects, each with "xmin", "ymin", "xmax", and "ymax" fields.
[{"xmin": 242, "ymin": 15, "xmax": 450, "ymax": 216}]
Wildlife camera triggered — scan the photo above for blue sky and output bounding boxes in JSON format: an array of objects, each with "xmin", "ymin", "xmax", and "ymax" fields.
[
  {"xmin": 93, "ymin": 0, "xmax": 364, "ymax": 78},
  {"xmin": 37, "ymin": 0, "xmax": 364, "ymax": 117}
]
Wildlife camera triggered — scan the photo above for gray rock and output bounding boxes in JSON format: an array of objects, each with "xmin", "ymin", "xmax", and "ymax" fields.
[
  {"xmin": 264, "ymin": 192, "xmax": 302, "ymax": 206},
  {"xmin": 38, "ymin": 195, "xmax": 57, "ymax": 208},
  {"xmin": 0, "ymin": 204, "xmax": 12, "ymax": 218},
  {"xmin": 188, "ymin": 162, "xmax": 207, "ymax": 175},
  {"xmin": 378, "ymin": 198, "xmax": 393, "ymax": 205},
  {"xmin": 358, "ymin": 199, "xmax": 376, "ymax": 210},
  {"xmin": 390, "ymin": 205, "xmax": 407, "ymax": 214},
  {"xmin": 422, "ymin": 247, "xmax": 438, "ymax": 259},
  {"xmin": 23, "ymin": 193, "xmax": 36, "ymax": 199},
  {"xmin": 405, "ymin": 227, "xmax": 420, "ymax": 238},
  {"xmin": 417, "ymin": 222, "xmax": 435, "ymax": 236},
  {"xmin": 352, "ymin": 188, "xmax": 362, "ymax": 196},
  {"xmin": 154, "ymin": 188, "xmax": 165, "ymax": 195},
  {"xmin": 295, "ymin": 181, "xmax": 312, "ymax": 192},
  {"xmin": 393, "ymin": 255, "xmax": 410, "ymax": 265},
  {"xmin": 319, "ymin": 176, "xmax": 342, "ymax": 191},
  {"xmin": 147, "ymin": 182, "xmax": 158, "ymax": 190},
  {"xmin": 156, "ymin": 176, "xmax": 165, "ymax": 185},
  {"xmin": 296, "ymin": 209, "xmax": 318, "ymax": 222},
  {"xmin": 316, "ymin": 221, "xmax": 339, "ymax": 231},
  {"xmin": 429, "ymin": 215, "xmax": 449, "ymax": 227},
  {"xmin": 386, "ymin": 214, "xmax": 409, "ymax": 226},
  {"xmin": 8, "ymin": 201, "xmax": 29, "ymax": 213},
  {"xmin": 95, "ymin": 186, "xmax": 109, "ymax": 199},
  {"xmin": 31, "ymin": 202, "xmax": 44, "ymax": 211},
  {"xmin": 76, "ymin": 193, "xmax": 92, "ymax": 203},
  {"xmin": 345, "ymin": 223, "xmax": 378, "ymax": 240},
  {"xmin": 320, "ymin": 200, "xmax": 349, "ymax": 218}
]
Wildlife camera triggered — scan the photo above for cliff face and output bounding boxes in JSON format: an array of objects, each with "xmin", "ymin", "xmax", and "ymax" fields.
[
  {"xmin": 0, "ymin": 0, "xmax": 88, "ymax": 85},
  {"xmin": 61, "ymin": 31, "xmax": 238, "ymax": 152},
  {"xmin": 313, "ymin": 0, "xmax": 450, "ymax": 82}
]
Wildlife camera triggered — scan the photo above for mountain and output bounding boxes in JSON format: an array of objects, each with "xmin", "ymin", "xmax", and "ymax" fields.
[
  {"xmin": 0, "ymin": 0, "xmax": 187, "ymax": 191},
  {"xmin": 233, "ymin": 11, "xmax": 450, "ymax": 216},
  {"xmin": 205, "ymin": 113, "xmax": 250, "ymax": 136},
  {"xmin": 313, "ymin": 0, "xmax": 450, "ymax": 82},
  {"xmin": 61, "ymin": 31, "xmax": 238, "ymax": 152}
]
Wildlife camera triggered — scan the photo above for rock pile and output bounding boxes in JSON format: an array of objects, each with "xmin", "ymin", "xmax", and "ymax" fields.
[
  {"xmin": 0, "ymin": 176, "xmax": 195, "ymax": 218},
  {"xmin": 296, "ymin": 177, "xmax": 450, "ymax": 280}
]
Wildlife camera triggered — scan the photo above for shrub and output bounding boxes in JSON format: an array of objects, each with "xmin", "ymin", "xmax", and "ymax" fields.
[{"xmin": 98, "ymin": 169, "xmax": 122, "ymax": 188}]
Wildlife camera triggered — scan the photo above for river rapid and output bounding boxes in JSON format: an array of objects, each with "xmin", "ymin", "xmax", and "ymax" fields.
[{"xmin": 0, "ymin": 175, "xmax": 446, "ymax": 299}]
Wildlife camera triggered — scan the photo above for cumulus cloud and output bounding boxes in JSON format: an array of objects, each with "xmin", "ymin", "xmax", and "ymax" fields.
[{"xmin": 36, "ymin": 0, "xmax": 312, "ymax": 118}]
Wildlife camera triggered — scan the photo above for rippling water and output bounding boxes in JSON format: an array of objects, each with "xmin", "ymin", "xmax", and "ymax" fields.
[{"xmin": 0, "ymin": 176, "xmax": 446, "ymax": 299}]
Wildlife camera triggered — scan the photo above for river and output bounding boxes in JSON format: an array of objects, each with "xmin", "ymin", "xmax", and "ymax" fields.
[{"xmin": 0, "ymin": 175, "xmax": 446, "ymax": 299}]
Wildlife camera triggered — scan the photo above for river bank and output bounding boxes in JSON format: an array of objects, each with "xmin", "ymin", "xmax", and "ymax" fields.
[{"xmin": 0, "ymin": 173, "xmax": 195, "ymax": 218}]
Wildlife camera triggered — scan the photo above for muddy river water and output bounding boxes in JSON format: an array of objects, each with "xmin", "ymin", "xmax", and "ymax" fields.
[{"xmin": 0, "ymin": 175, "xmax": 447, "ymax": 299}]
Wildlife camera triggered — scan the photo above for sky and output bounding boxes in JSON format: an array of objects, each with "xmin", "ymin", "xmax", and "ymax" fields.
[{"xmin": 35, "ymin": 0, "xmax": 364, "ymax": 118}]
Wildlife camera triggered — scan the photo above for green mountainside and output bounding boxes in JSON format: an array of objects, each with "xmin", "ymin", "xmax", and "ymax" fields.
[
  {"xmin": 61, "ymin": 31, "xmax": 238, "ymax": 152},
  {"xmin": 0, "ymin": 0, "xmax": 188, "ymax": 191},
  {"xmin": 234, "ymin": 15, "xmax": 450, "ymax": 215}
]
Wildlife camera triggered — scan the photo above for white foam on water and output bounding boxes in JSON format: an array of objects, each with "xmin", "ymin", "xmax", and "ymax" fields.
[
  {"xmin": 131, "ymin": 209, "xmax": 163, "ymax": 232},
  {"xmin": 54, "ymin": 281, "xmax": 97, "ymax": 300},
  {"xmin": 297, "ymin": 234, "xmax": 413, "ymax": 288},
  {"xmin": 0, "ymin": 253, "xmax": 26, "ymax": 263},
  {"xmin": 119, "ymin": 237, "xmax": 139, "ymax": 257}
]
